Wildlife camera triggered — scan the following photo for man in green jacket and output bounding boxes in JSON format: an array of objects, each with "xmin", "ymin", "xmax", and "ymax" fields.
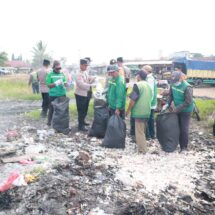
[
  {"xmin": 107, "ymin": 65, "xmax": 126, "ymax": 119},
  {"xmin": 46, "ymin": 60, "xmax": 67, "ymax": 126},
  {"xmin": 126, "ymin": 70, "xmax": 152, "ymax": 154},
  {"xmin": 168, "ymin": 70, "xmax": 194, "ymax": 152}
]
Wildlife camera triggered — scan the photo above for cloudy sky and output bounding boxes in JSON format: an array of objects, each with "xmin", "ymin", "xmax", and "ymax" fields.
[{"xmin": 0, "ymin": 0, "xmax": 214, "ymax": 64}]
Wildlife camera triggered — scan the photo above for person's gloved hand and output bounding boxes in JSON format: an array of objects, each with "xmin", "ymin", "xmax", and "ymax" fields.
[
  {"xmin": 161, "ymin": 104, "xmax": 169, "ymax": 112},
  {"xmin": 54, "ymin": 79, "xmax": 63, "ymax": 86}
]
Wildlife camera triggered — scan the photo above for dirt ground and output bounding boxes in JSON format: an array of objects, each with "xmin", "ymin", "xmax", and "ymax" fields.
[
  {"xmin": 193, "ymin": 87, "xmax": 215, "ymax": 99},
  {"xmin": 0, "ymin": 99, "xmax": 214, "ymax": 215}
]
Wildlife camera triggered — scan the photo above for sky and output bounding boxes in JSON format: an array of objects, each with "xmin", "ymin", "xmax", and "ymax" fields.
[{"xmin": 0, "ymin": 0, "xmax": 214, "ymax": 64}]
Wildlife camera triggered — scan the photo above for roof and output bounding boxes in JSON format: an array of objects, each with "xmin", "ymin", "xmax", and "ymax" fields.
[
  {"xmin": 5, "ymin": 61, "xmax": 30, "ymax": 68},
  {"xmin": 124, "ymin": 60, "xmax": 172, "ymax": 66}
]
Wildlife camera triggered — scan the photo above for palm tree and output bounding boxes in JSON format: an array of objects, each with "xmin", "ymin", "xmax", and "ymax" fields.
[
  {"xmin": 31, "ymin": 41, "xmax": 52, "ymax": 68},
  {"xmin": 0, "ymin": 52, "xmax": 8, "ymax": 66}
]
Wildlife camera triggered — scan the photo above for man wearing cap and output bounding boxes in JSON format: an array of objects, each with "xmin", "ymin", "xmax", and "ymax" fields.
[
  {"xmin": 168, "ymin": 71, "xmax": 194, "ymax": 153},
  {"xmin": 37, "ymin": 59, "xmax": 51, "ymax": 118},
  {"xmin": 143, "ymin": 65, "xmax": 157, "ymax": 139},
  {"xmin": 110, "ymin": 59, "xmax": 117, "ymax": 65},
  {"xmin": 107, "ymin": 65, "xmax": 126, "ymax": 118},
  {"xmin": 126, "ymin": 70, "xmax": 152, "ymax": 154},
  {"xmin": 75, "ymin": 59, "xmax": 96, "ymax": 131},
  {"xmin": 46, "ymin": 60, "xmax": 67, "ymax": 126}
]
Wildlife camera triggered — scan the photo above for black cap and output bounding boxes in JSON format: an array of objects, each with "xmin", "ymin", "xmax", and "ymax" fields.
[
  {"xmin": 117, "ymin": 57, "xmax": 123, "ymax": 63},
  {"xmin": 107, "ymin": 65, "xmax": 119, "ymax": 73},
  {"xmin": 137, "ymin": 70, "xmax": 147, "ymax": 80},
  {"xmin": 110, "ymin": 59, "xmax": 117, "ymax": 65},
  {"xmin": 85, "ymin": 57, "xmax": 91, "ymax": 63},
  {"xmin": 80, "ymin": 59, "xmax": 89, "ymax": 65},
  {"xmin": 53, "ymin": 60, "xmax": 61, "ymax": 68},
  {"xmin": 43, "ymin": 59, "xmax": 50, "ymax": 66}
]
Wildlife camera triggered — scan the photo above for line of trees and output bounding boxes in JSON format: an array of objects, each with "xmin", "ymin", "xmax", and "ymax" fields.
[{"xmin": 31, "ymin": 40, "xmax": 52, "ymax": 68}]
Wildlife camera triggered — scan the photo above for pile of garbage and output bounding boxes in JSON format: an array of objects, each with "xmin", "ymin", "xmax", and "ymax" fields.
[{"xmin": 0, "ymin": 123, "xmax": 214, "ymax": 215}]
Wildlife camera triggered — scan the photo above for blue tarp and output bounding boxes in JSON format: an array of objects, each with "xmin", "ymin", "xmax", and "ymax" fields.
[{"xmin": 173, "ymin": 58, "xmax": 215, "ymax": 71}]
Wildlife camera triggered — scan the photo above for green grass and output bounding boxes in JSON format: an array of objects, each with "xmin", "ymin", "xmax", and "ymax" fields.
[
  {"xmin": 26, "ymin": 100, "xmax": 94, "ymax": 120},
  {"xmin": 0, "ymin": 74, "xmax": 75, "ymax": 100},
  {"xmin": 194, "ymin": 99, "xmax": 215, "ymax": 120},
  {"xmin": 25, "ymin": 109, "xmax": 41, "ymax": 120},
  {"xmin": 0, "ymin": 74, "xmax": 41, "ymax": 100}
]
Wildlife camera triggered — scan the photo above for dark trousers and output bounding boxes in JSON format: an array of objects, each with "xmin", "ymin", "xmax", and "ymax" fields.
[
  {"xmin": 109, "ymin": 108, "xmax": 125, "ymax": 120},
  {"xmin": 41, "ymin": 93, "xmax": 49, "ymax": 113},
  {"xmin": 32, "ymin": 82, "xmax": 39, "ymax": 94},
  {"xmin": 86, "ymin": 91, "xmax": 92, "ymax": 118},
  {"xmin": 75, "ymin": 94, "xmax": 89, "ymax": 129},
  {"xmin": 146, "ymin": 109, "xmax": 155, "ymax": 139},
  {"xmin": 178, "ymin": 112, "xmax": 191, "ymax": 150},
  {"xmin": 130, "ymin": 117, "xmax": 135, "ymax": 135},
  {"xmin": 47, "ymin": 95, "xmax": 65, "ymax": 125}
]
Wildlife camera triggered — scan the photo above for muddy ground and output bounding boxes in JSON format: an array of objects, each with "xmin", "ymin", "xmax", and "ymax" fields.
[{"xmin": 0, "ymin": 100, "xmax": 214, "ymax": 215}]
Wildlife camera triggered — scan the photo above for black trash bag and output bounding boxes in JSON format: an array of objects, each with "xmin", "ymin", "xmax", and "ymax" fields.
[
  {"xmin": 156, "ymin": 112, "xmax": 179, "ymax": 152},
  {"xmin": 102, "ymin": 115, "xmax": 126, "ymax": 148},
  {"xmin": 52, "ymin": 96, "xmax": 70, "ymax": 135},
  {"xmin": 88, "ymin": 106, "xmax": 109, "ymax": 138}
]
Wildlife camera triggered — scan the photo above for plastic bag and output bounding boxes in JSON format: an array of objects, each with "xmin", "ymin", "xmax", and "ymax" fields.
[
  {"xmin": 156, "ymin": 112, "xmax": 179, "ymax": 152},
  {"xmin": 89, "ymin": 106, "xmax": 109, "ymax": 138},
  {"xmin": 0, "ymin": 173, "xmax": 27, "ymax": 192},
  {"xmin": 102, "ymin": 115, "xmax": 126, "ymax": 149},
  {"xmin": 52, "ymin": 96, "xmax": 70, "ymax": 134}
]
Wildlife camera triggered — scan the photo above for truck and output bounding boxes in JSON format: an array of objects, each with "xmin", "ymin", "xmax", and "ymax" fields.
[{"xmin": 171, "ymin": 52, "xmax": 215, "ymax": 86}]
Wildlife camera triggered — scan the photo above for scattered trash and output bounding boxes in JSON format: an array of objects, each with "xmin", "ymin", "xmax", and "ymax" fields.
[
  {"xmin": 0, "ymin": 173, "xmax": 27, "ymax": 192},
  {"xmin": 24, "ymin": 174, "xmax": 38, "ymax": 183},
  {"xmin": 19, "ymin": 159, "xmax": 35, "ymax": 165},
  {"xmin": 6, "ymin": 130, "xmax": 21, "ymax": 142},
  {"xmin": 0, "ymin": 117, "xmax": 214, "ymax": 215}
]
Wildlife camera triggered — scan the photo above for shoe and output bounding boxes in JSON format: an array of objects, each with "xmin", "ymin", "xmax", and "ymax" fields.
[
  {"xmin": 78, "ymin": 127, "xmax": 88, "ymax": 132},
  {"xmin": 40, "ymin": 111, "xmax": 47, "ymax": 118},
  {"xmin": 84, "ymin": 122, "xmax": 90, "ymax": 126},
  {"xmin": 179, "ymin": 148, "xmax": 188, "ymax": 154}
]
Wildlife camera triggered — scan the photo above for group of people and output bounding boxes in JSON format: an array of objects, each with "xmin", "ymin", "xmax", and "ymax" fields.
[
  {"xmin": 32, "ymin": 57, "xmax": 194, "ymax": 154},
  {"xmin": 105, "ymin": 60, "xmax": 194, "ymax": 154}
]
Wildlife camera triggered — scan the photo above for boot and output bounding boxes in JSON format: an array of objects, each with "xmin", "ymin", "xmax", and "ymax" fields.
[{"xmin": 40, "ymin": 109, "xmax": 47, "ymax": 118}]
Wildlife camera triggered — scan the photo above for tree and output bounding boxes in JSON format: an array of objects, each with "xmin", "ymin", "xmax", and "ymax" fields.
[
  {"xmin": 31, "ymin": 40, "xmax": 52, "ymax": 68},
  {"xmin": 18, "ymin": 54, "xmax": 22, "ymax": 61},
  {"xmin": 60, "ymin": 57, "xmax": 67, "ymax": 66},
  {"xmin": 12, "ymin": 53, "xmax": 15, "ymax": 60},
  {"xmin": 0, "ymin": 52, "xmax": 8, "ymax": 66}
]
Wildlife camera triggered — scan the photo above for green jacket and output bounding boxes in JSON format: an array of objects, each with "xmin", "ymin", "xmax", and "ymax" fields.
[
  {"xmin": 107, "ymin": 76, "xmax": 126, "ymax": 110},
  {"xmin": 46, "ymin": 71, "xmax": 67, "ymax": 97},
  {"xmin": 131, "ymin": 81, "xmax": 152, "ymax": 119},
  {"xmin": 172, "ymin": 81, "xmax": 194, "ymax": 112}
]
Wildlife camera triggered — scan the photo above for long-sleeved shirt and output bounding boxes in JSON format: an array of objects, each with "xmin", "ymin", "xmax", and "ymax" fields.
[
  {"xmin": 75, "ymin": 70, "xmax": 92, "ymax": 97},
  {"xmin": 37, "ymin": 67, "xmax": 50, "ymax": 93},
  {"xmin": 169, "ymin": 86, "xmax": 193, "ymax": 113}
]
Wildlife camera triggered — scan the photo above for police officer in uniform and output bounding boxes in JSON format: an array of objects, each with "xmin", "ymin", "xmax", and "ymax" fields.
[{"xmin": 75, "ymin": 59, "xmax": 96, "ymax": 131}]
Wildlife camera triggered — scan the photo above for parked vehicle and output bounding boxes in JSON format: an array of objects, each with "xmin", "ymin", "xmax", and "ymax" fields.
[
  {"xmin": 171, "ymin": 52, "xmax": 215, "ymax": 86},
  {"xmin": 0, "ymin": 68, "xmax": 10, "ymax": 75}
]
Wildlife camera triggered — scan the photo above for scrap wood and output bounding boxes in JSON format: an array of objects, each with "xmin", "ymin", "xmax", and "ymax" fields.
[{"xmin": 1, "ymin": 154, "xmax": 38, "ymax": 163}]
